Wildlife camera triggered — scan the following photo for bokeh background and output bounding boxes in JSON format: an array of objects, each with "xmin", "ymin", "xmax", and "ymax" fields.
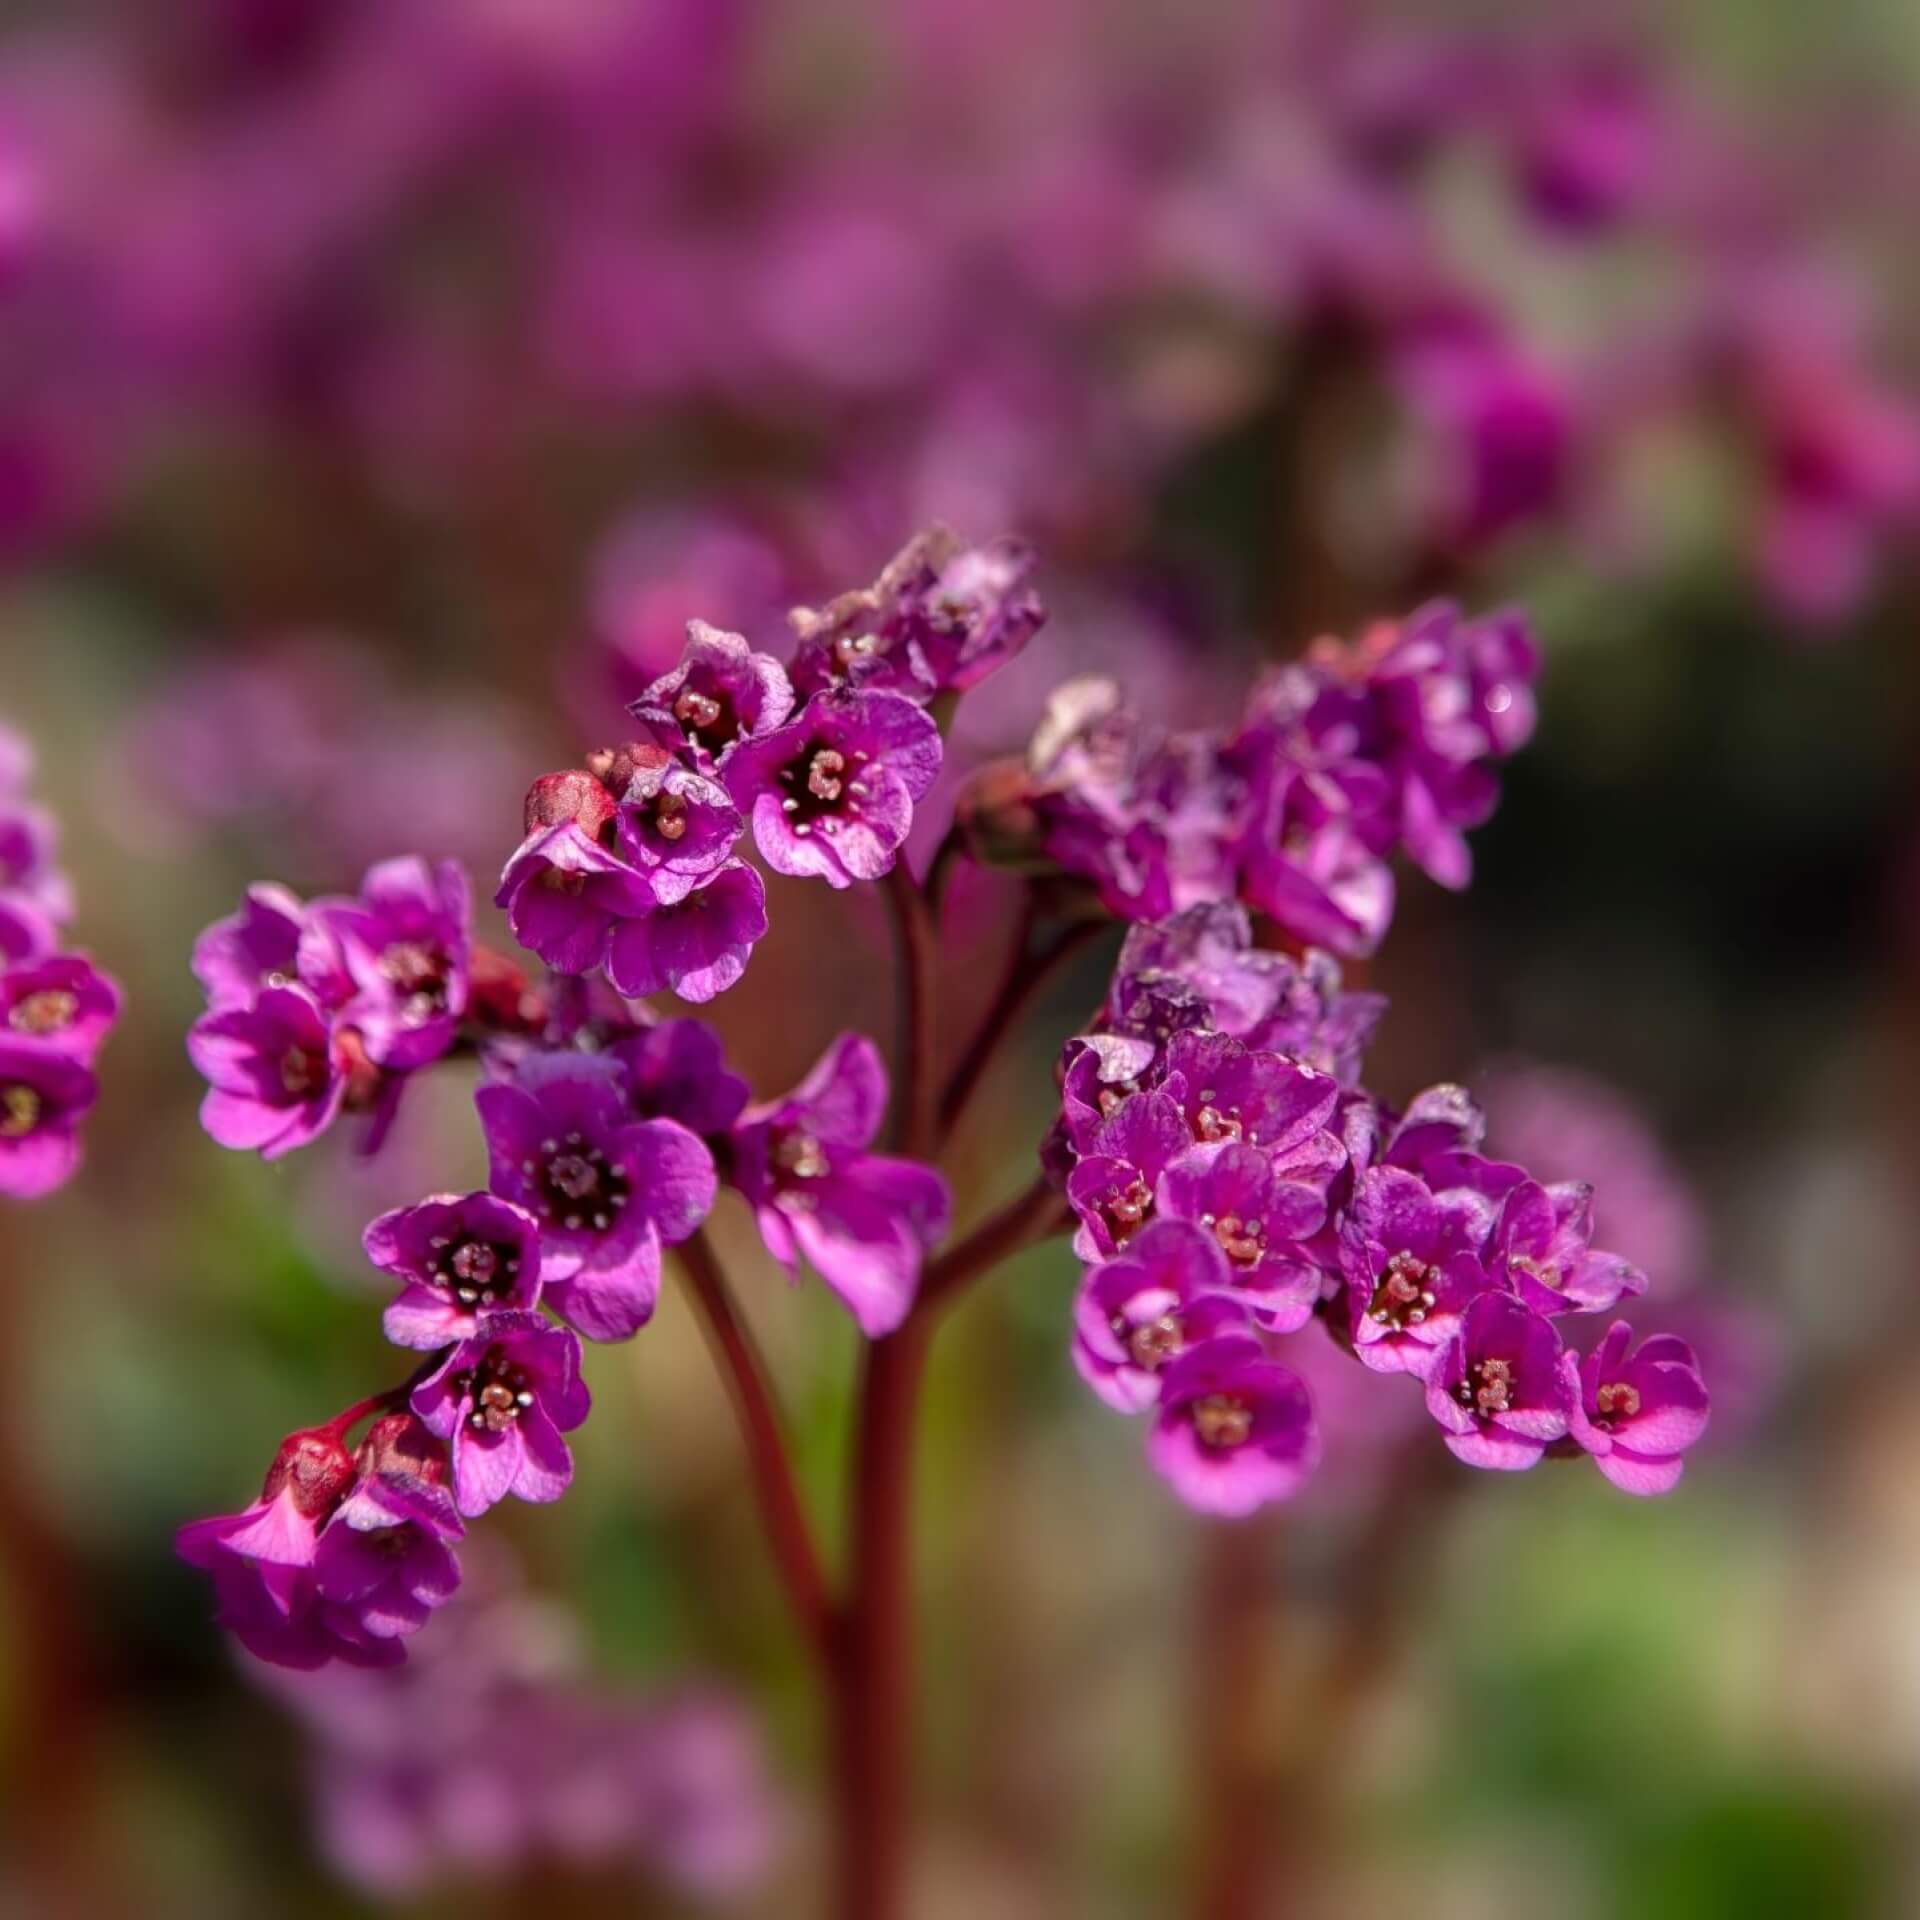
[{"xmin": 3, "ymin": 0, "xmax": 1918, "ymax": 1913}]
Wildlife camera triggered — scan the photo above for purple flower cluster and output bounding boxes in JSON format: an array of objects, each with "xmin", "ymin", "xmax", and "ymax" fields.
[
  {"xmin": 1053, "ymin": 904, "xmax": 1709, "ymax": 1512},
  {"xmin": 256, "ymin": 1552, "xmax": 779, "ymax": 1901},
  {"xmin": 499, "ymin": 526, "xmax": 1039, "ymax": 1001},
  {"xmin": 0, "ymin": 721, "xmax": 120, "ymax": 1197},
  {"xmin": 976, "ymin": 601, "xmax": 1538, "ymax": 955}
]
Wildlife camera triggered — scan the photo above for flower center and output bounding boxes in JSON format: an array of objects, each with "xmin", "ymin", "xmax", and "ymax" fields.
[
  {"xmin": 1118, "ymin": 1311, "xmax": 1183, "ymax": 1370},
  {"xmin": 456, "ymin": 1348, "xmax": 536, "ymax": 1434},
  {"xmin": 541, "ymin": 867, "xmax": 586, "ymax": 896},
  {"xmin": 1192, "ymin": 1394, "xmax": 1254, "ymax": 1450},
  {"xmin": 778, "ymin": 743, "xmax": 872, "ymax": 838},
  {"xmin": 381, "ymin": 942, "xmax": 450, "ymax": 1026},
  {"xmin": 279, "ymin": 1045, "xmax": 326, "ymax": 1098},
  {"xmin": 0, "ymin": 1083, "xmax": 41, "ymax": 1137},
  {"xmin": 365, "ymin": 1522, "xmax": 420, "ymax": 1560},
  {"xmin": 1206, "ymin": 1212, "xmax": 1266, "ymax": 1267},
  {"xmin": 1509, "ymin": 1253, "xmax": 1561, "ymax": 1292},
  {"xmin": 1367, "ymin": 1251, "xmax": 1435, "ymax": 1329},
  {"xmin": 645, "ymin": 791, "xmax": 690, "ymax": 842},
  {"xmin": 1454, "ymin": 1356, "xmax": 1516, "ymax": 1418},
  {"xmin": 1594, "ymin": 1380, "xmax": 1641, "ymax": 1425},
  {"xmin": 1192, "ymin": 1096, "xmax": 1243, "ymax": 1145},
  {"xmin": 1101, "ymin": 1176, "xmax": 1154, "ymax": 1248},
  {"xmin": 772, "ymin": 1128, "xmax": 831, "ymax": 1188},
  {"xmin": 8, "ymin": 989, "xmax": 77, "ymax": 1036},
  {"xmin": 428, "ymin": 1234, "xmax": 521, "ymax": 1309},
  {"xmin": 526, "ymin": 1133, "xmax": 632, "ymax": 1234},
  {"xmin": 673, "ymin": 684, "xmax": 734, "ymax": 751}
]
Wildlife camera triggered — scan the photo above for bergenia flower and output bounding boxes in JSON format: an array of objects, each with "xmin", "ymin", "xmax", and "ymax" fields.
[
  {"xmin": 1563, "ymin": 1321, "xmax": 1710, "ymax": 1495},
  {"xmin": 604, "ymin": 861, "xmax": 768, "ymax": 1004},
  {"xmin": 0, "ymin": 1038, "xmax": 98, "ymax": 1196},
  {"xmin": 606, "ymin": 1019, "xmax": 751, "ymax": 1138},
  {"xmin": 1489, "ymin": 1178, "xmax": 1646, "ymax": 1317},
  {"xmin": 0, "ymin": 953, "xmax": 121, "ymax": 1062},
  {"xmin": 1066, "ymin": 1090, "xmax": 1191, "ymax": 1262},
  {"xmin": 478, "ymin": 1053, "xmax": 717, "ymax": 1341},
  {"xmin": 191, "ymin": 883, "xmax": 311, "ymax": 1012},
  {"xmin": 1157, "ymin": 1144, "xmax": 1330, "ymax": 1332},
  {"xmin": 411, "ymin": 1312, "xmax": 592, "ymax": 1519},
  {"xmin": 497, "ymin": 822, "xmax": 652, "ymax": 978},
  {"xmin": 1338, "ymin": 1164, "xmax": 1497, "ymax": 1377},
  {"xmin": 1147, "ymin": 1340, "xmax": 1319, "ymax": 1517},
  {"xmin": 313, "ymin": 1471, "xmax": 464, "ymax": 1643},
  {"xmin": 1071, "ymin": 1219, "xmax": 1252, "ymax": 1413},
  {"xmin": 1159, "ymin": 1031, "xmax": 1340, "ymax": 1158},
  {"xmin": 1425, "ymin": 1292, "xmax": 1570, "ymax": 1470},
  {"xmin": 614, "ymin": 750, "xmax": 744, "ymax": 902},
  {"xmin": 632, "ymin": 621, "xmax": 795, "ymax": 772},
  {"xmin": 728, "ymin": 1033, "xmax": 950, "ymax": 1336},
  {"xmin": 317, "ymin": 858, "xmax": 473, "ymax": 1071},
  {"xmin": 0, "ymin": 895, "xmax": 56, "ymax": 966},
  {"xmin": 188, "ymin": 984, "xmax": 346, "ymax": 1159},
  {"xmin": 0, "ymin": 802, "xmax": 72, "ymax": 924},
  {"xmin": 724, "ymin": 688, "xmax": 942, "ymax": 889},
  {"xmin": 363, "ymin": 1192, "xmax": 544, "ymax": 1350}
]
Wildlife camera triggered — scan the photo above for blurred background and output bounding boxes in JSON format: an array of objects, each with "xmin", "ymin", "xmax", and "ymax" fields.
[{"xmin": 2, "ymin": 0, "xmax": 1918, "ymax": 1913}]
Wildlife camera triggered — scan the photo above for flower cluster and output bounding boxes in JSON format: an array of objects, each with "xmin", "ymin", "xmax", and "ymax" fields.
[
  {"xmin": 1053, "ymin": 904, "xmax": 1710, "ymax": 1512},
  {"xmin": 255, "ymin": 1550, "xmax": 779, "ymax": 1900},
  {"xmin": 969, "ymin": 601, "xmax": 1539, "ymax": 955},
  {"xmin": 0, "ymin": 721, "xmax": 120, "ymax": 1197}
]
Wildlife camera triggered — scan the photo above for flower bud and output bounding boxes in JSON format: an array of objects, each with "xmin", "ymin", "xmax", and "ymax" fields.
[
  {"xmin": 260, "ymin": 1427, "xmax": 358, "ymax": 1519},
  {"xmin": 523, "ymin": 769, "xmax": 619, "ymax": 839},
  {"xmin": 584, "ymin": 740, "xmax": 673, "ymax": 798},
  {"xmin": 355, "ymin": 1411, "xmax": 448, "ymax": 1484}
]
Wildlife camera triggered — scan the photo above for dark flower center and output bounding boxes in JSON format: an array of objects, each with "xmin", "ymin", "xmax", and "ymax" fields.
[
  {"xmin": 1117, "ymin": 1311, "xmax": 1183, "ymax": 1370},
  {"xmin": 1191, "ymin": 1093, "xmax": 1244, "ymax": 1144},
  {"xmin": 456, "ymin": 1348, "xmax": 536, "ymax": 1434},
  {"xmin": 778, "ymin": 742, "xmax": 873, "ymax": 837},
  {"xmin": 1454, "ymin": 1355, "xmax": 1516, "ymax": 1418},
  {"xmin": 279, "ymin": 1045, "xmax": 326, "ymax": 1098},
  {"xmin": 772, "ymin": 1127, "xmax": 831, "ymax": 1192},
  {"xmin": 427, "ymin": 1233, "xmax": 522, "ymax": 1310},
  {"xmin": 525, "ymin": 1132, "xmax": 632, "ymax": 1234},
  {"xmin": 642, "ymin": 791, "xmax": 690, "ymax": 843},
  {"xmin": 364, "ymin": 1522, "xmax": 421, "ymax": 1561},
  {"xmin": 1101, "ymin": 1175, "xmax": 1154, "ymax": 1248},
  {"xmin": 0, "ymin": 1083, "xmax": 42, "ymax": 1137},
  {"xmin": 1594, "ymin": 1380, "xmax": 1641, "ymax": 1425},
  {"xmin": 381, "ymin": 941, "xmax": 452, "ymax": 1027},
  {"xmin": 673, "ymin": 684, "xmax": 735, "ymax": 752},
  {"xmin": 1508, "ymin": 1253, "xmax": 1561, "ymax": 1292},
  {"xmin": 1367, "ymin": 1251, "xmax": 1435, "ymax": 1329},
  {"xmin": 1192, "ymin": 1393, "xmax": 1254, "ymax": 1450},
  {"xmin": 8, "ymin": 989, "xmax": 77, "ymax": 1036},
  {"xmin": 1203, "ymin": 1210, "xmax": 1266, "ymax": 1267}
]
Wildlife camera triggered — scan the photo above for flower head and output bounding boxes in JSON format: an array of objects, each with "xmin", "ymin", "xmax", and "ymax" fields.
[
  {"xmin": 614, "ymin": 749, "xmax": 744, "ymax": 902},
  {"xmin": 606, "ymin": 1019, "xmax": 751, "ymax": 1139},
  {"xmin": 725, "ymin": 688, "xmax": 942, "ymax": 889},
  {"xmin": 496, "ymin": 822, "xmax": 652, "ymax": 978},
  {"xmin": 631, "ymin": 621, "xmax": 795, "ymax": 772},
  {"xmin": 317, "ymin": 858, "xmax": 473, "ymax": 1071},
  {"xmin": 189, "ymin": 983, "xmax": 346, "ymax": 1159},
  {"xmin": 364, "ymin": 1192, "xmax": 545, "ymax": 1350},
  {"xmin": 1157, "ymin": 1144, "xmax": 1330, "ymax": 1333},
  {"xmin": 313, "ymin": 1469, "xmax": 464, "ymax": 1643},
  {"xmin": 728, "ymin": 1033, "xmax": 950, "ymax": 1336},
  {"xmin": 1147, "ymin": 1340, "xmax": 1319, "ymax": 1516},
  {"xmin": 0, "ymin": 1038, "xmax": 97, "ymax": 1196},
  {"xmin": 604, "ymin": 861, "xmax": 767, "ymax": 1004},
  {"xmin": 1563, "ymin": 1321, "xmax": 1709, "ymax": 1494},
  {"xmin": 1425, "ymin": 1291, "xmax": 1570, "ymax": 1470},
  {"xmin": 0, "ymin": 952, "xmax": 120, "ymax": 1062},
  {"xmin": 412, "ymin": 1312, "xmax": 592, "ymax": 1519},
  {"xmin": 1338, "ymin": 1164, "xmax": 1497, "ymax": 1377},
  {"xmin": 1489, "ymin": 1177, "xmax": 1646, "ymax": 1317}
]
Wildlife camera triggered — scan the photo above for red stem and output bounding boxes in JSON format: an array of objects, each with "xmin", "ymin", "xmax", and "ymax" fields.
[{"xmin": 677, "ymin": 1229, "xmax": 835, "ymax": 1668}]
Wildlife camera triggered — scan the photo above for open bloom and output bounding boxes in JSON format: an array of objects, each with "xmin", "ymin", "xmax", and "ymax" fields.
[
  {"xmin": 191, "ymin": 883, "xmax": 315, "ymax": 1012},
  {"xmin": 0, "ymin": 953, "xmax": 120, "ymax": 1063},
  {"xmin": 1071, "ymin": 1219, "xmax": 1251, "ymax": 1412},
  {"xmin": 1157, "ymin": 1144, "xmax": 1329, "ymax": 1332},
  {"xmin": 728, "ymin": 1033, "xmax": 950, "ymax": 1336},
  {"xmin": 607, "ymin": 1019, "xmax": 751, "ymax": 1139},
  {"xmin": 724, "ymin": 688, "xmax": 942, "ymax": 888},
  {"xmin": 1425, "ymin": 1292, "xmax": 1570, "ymax": 1470},
  {"xmin": 1563, "ymin": 1321, "xmax": 1710, "ymax": 1494},
  {"xmin": 0, "ymin": 1038, "xmax": 97, "ymax": 1196},
  {"xmin": 1339, "ymin": 1164, "xmax": 1498, "ymax": 1377},
  {"xmin": 1066, "ymin": 1089, "xmax": 1192, "ymax": 1262},
  {"xmin": 614, "ymin": 750, "xmax": 744, "ymax": 902},
  {"xmin": 317, "ymin": 858, "xmax": 473, "ymax": 1071},
  {"xmin": 189, "ymin": 983, "xmax": 345, "ymax": 1159},
  {"xmin": 364, "ymin": 1192, "xmax": 544, "ymax": 1349},
  {"xmin": 496, "ymin": 822, "xmax": 652, "ymax": 978},
  {"xmin": 1147, "ymin": 1339, "xmax": 1319, "ymax": 1516},
  {"xmin": 479, "ymin": 1053, "xmax": 717, "ymax": 1340},
  {"xmin": 604, "ymin": 861, "xmax": 767, "ymax": 1004},
  {"xmin": 313, "ymin": 1471, "xmax": 464, "ymax": 1643},
  {"xmin": 1489, "ymin": 1177, "xmax": 1646, "ymax": 1317},
  {"xmin": 632, "ymin": 621, "xmax": 795, "ymax": 772}
]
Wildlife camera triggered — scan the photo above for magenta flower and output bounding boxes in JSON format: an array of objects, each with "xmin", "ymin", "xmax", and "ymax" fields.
[
  {"xmin": 478, "ymin": 1053, "xmax": 717, "ymax": 1341},
  {"xmin": 1238, "ymin": 778, "xmax": 1396, "ymax": 958},
  {"xmin": 0, "ymin": 894, "xmax": 56, "ymax": 966},
  {"xmin": 191, "ymin": 883, "xmax": 313, "ymax": 1012},
  {"xmin": 1066, "ymin": 1089, "xmax": 1191, "ymax": 1261},
  {"xmin": 1157, "ymin": 1144, "xmax": 1330, "ymax": 1333},
  {"xmin": 1425, "ymin": 1292, "xmax": 1570, "ymax": 1470},
  {"xmin": 724, "ymin": 688, "xmax": 942, "ymax": 889},
  {"xmin": 614, "ymin": 751, "xmax": 744, "ymax": 902},
  {"xmin": 1159, "ymin": 1030, "xmax": 1340, "ymax": 1159},
  {"xmin": 1563, "ymin": 1321, "xmax": 1710, "ymax": 1495},
  {"xmin": 0, "ymin": 801, "xmax": 72, "ymax": 924},
  {"xmin": 1071, "ymin": 1219, "xmax": 1251, "ymax": 1413},
  {"xmin": 0, "ymin": 1038, "xmax": 97, "ymax": 1197},
  {"xmin": 1147, "ymin": 1340, "xmax": 1319, "ymax": 1517},
  {"xmin": 363, "ymin": 1192, "xmax": 544, "ymax": 1350},
  {"xmin": 317, "ymin": 858, "xmax": 472, "ymax": 1071},
  {"xmin": 604, "ymin": 861, "xmax": 768, "ymax": 1004},
  {"xmin": 313, "ymin": 1472, "xmax": 464, "ymax": 1643},
  {"xmin": 606, "ymin": 1019, "xmax": 750, "ymax": 1138},
  {"xmin": 788, "ymin": 528, "xmax": 1045, "ymax": 701},
  {"xmin": 1338, "ymin": 1164, "xmax": 1497, "ymax": 1377},
  {"xmin": 497, "ymin": 822, "xmax": 652, "ymax": 978},
  {"xmin": 411, "ymin": 1312, "xmax": 592, "ymax": 1519},
  {"xmin": 728, "ymin": 1033, "xmax": 950, "ymax": 1336},
  {"xmin": 1489, "ymin": 1178, "xmax": 1646, "ymax": 1317},
  {"xmin": 189, "ymin": 984, "xmax": 345, "ymax": 1159},
  {"xmin": 0, "ymin": 952, "xmax": 121, "ymax": 1062},
  {"xmin": 631, "ymin": 621, "xmax": 795, "ymax": 772}
]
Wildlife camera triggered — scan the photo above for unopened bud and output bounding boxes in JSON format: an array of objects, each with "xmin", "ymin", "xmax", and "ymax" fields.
[
  {"xmin": 261, "ymin": 1427, "xmax": 358, "ymax": 1519},
  {"xmin": 524, "ymin": 769, "xmax": 619, "ymax": 839},
  {"xmin": 355, "ymin": 1412, "xmax": 447, "ymax": 1485}
]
